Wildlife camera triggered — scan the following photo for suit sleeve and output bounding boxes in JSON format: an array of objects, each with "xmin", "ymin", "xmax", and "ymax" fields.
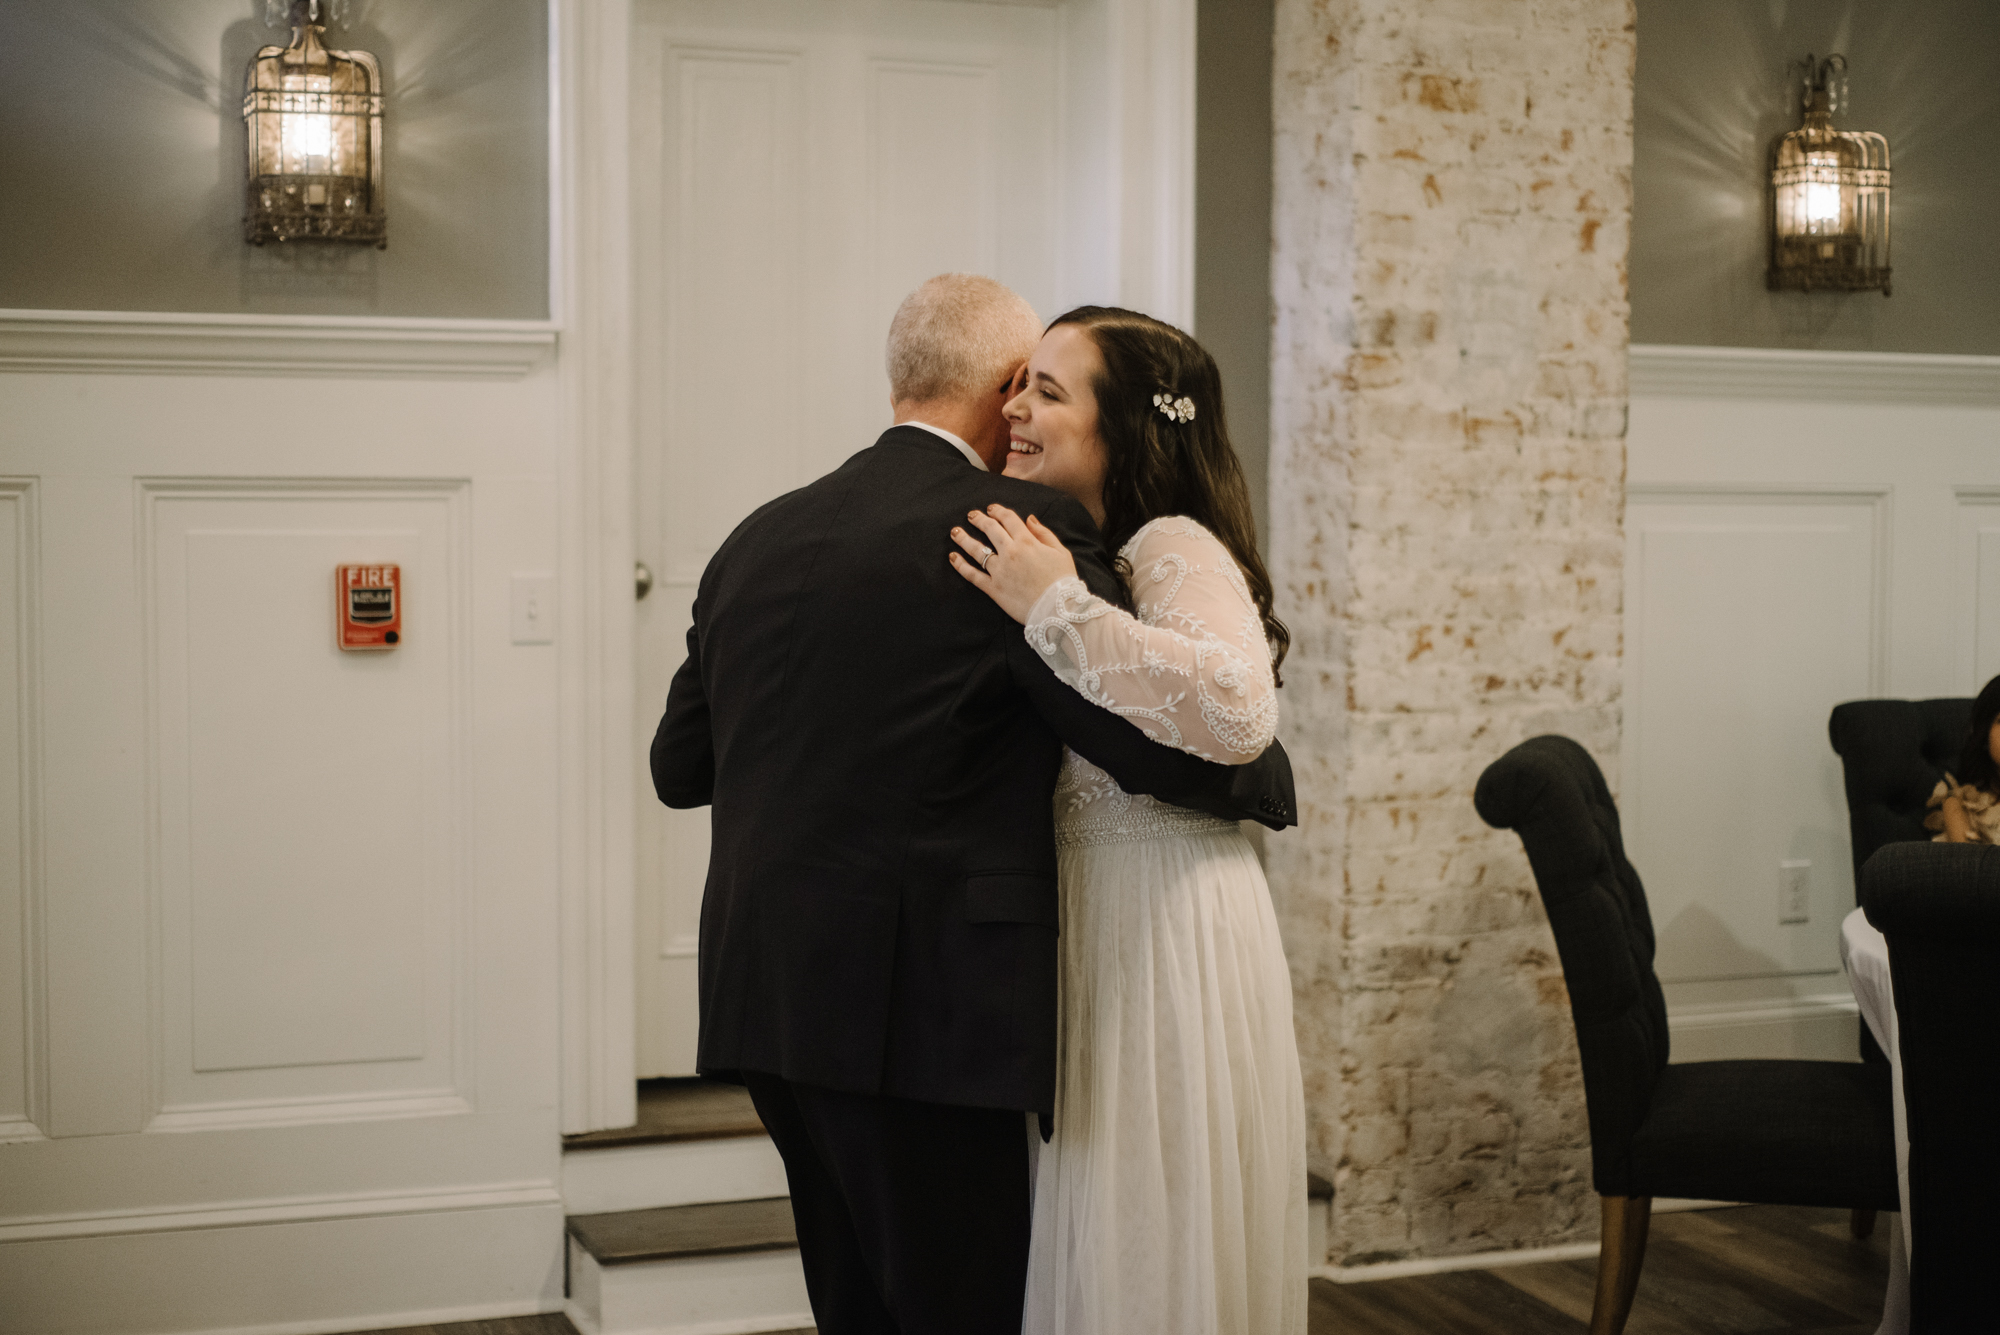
[{"xmin": 651, "ymin": 617, "xmax": 715, "ymax": 809}]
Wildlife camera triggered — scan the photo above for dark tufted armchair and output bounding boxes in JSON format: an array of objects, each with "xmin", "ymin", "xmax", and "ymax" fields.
[
  {"xmin": 1829, "ymin": 697, "xmax": 1975, "ymax": 888},
  {"xmin": 1827, "ymin": 696, "xmax": 1973, "ymax": 1244},
  {"xmin": 1476, "ymin": 736, "xmax": 1899, "ymax": 1335},
  {"xmin": 1861, "ymin": 841, "xmax": 2000, "ymax": 1332}
]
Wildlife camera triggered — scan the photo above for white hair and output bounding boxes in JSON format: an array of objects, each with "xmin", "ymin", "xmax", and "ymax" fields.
[{"xmin": 885, "ymin": 274, "xmax": 1041, "ymax": 405}]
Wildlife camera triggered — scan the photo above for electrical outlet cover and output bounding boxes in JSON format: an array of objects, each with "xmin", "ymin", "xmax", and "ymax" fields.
[{"xmin": 1778, "ymin": 859, "xmax": 1811, "ymax": 925}]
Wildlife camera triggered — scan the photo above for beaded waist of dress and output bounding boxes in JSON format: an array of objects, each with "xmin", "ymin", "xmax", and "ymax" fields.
[{"xmin": 1054, "ymin": 752, "xmax": 1239, "ymax": 849}]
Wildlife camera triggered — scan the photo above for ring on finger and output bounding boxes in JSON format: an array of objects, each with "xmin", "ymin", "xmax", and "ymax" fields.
[{"xmin": 978, "ymin": 546, "xmax": 995, "ymax": 572}]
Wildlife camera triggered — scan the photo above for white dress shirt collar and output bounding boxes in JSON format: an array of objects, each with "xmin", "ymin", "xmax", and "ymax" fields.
[{"xmin": 902, "ymin": 420, "xmax": 988, "ymax": 472}]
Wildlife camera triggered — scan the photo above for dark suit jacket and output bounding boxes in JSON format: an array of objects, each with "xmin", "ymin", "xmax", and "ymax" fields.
[{"xmin": 652, "ymin": 426, "xmax": 1294, "ymax": 1114}]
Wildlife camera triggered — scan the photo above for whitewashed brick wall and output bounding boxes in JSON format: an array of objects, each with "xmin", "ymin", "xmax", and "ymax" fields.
[{"xmin": 1268, "ymin": 0, "xmax": 1635, "ymax": 1265}]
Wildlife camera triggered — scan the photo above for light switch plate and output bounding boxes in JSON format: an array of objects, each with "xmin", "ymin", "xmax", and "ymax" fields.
[
  {"xmin": 511, "ymin": 573, "xmax": 556, "ymax": 645},
  {"xmin": 1778, "ymin": 859, "xmax": 1811, "ymax": 925}
]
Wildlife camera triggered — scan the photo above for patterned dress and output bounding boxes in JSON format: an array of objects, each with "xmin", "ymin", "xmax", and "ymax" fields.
[{"xmin": 1924, "ymin": 775, "xmax": 2000, "ymax": 843}]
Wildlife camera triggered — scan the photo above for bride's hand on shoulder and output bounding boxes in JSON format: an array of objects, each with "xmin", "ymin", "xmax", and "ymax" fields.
[{"xmin": 948, "ymin": 504, "xmax": 1079, "ymax": 624}]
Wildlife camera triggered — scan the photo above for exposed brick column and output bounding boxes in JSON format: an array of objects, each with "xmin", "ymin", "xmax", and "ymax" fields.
[{"xmin": 1268, "ymin": 0, "xmax": 1635, "ymax": 1264}]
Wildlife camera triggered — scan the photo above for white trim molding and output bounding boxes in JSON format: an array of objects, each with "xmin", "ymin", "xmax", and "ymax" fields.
[
  {"xmin": 1666, "ymin": 991, "xmax": 1862, "ymax": 1035},
  {"xmin": 554, "ymin": 0, "xmax": 639, "ymax": 1136},
  {"xmin": 1631, "ymin": 343, "xmax": 2000, "ymax": 406},
  {"xmin": 146, "ymin": 1092, "xmax": 473, "ymax": 1135},
  {"xmin": 0, "ymin": 478, "xmax": 47, "ymax": 1145},
  {"xmin": 0, "ymin": 310, "xmax": 556, "ymax": 380},
  {"xmin": 1315, "ymin": 1239, "xmax": 1603, "ymax": 1283},
  {"xmin": 1113, "ymin": 0, "xmax": 1196, "ymax": 327},
  {"xmin": 0, "ymin": 1180, "xmax": 561, "ymax": 1245}
]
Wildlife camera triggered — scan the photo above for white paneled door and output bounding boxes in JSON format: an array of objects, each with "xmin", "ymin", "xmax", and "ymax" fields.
[{"xmin": 631, "ymin": 0, "xmax": 1088, "ymax": 1075}]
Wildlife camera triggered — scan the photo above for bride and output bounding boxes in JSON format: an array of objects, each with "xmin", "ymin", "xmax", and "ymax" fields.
[{"xmin": 948, "ymin": 307, "xmax": 1308, "ymax": 1335}]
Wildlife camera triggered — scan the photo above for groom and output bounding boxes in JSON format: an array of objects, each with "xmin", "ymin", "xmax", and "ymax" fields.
[{"xmin": 651, "ymin": 274, "xmax": 1294, "ymax": 1334}]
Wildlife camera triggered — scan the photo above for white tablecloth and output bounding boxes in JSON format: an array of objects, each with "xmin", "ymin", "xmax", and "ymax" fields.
[{"xmin": 1840, "ymin": 906, "xmax": 1911, "ymax": 1335}]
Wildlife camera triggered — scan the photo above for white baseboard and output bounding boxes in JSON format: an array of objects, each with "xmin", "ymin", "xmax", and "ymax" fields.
[
  {"xmin": 1313, "ymin": 1239, "xmax": 1602, "ymax": 1283},
  {"xmin": 0, "ymin": 1198, "xmax": 563, "ymax": 1335},
  {"xmin": 1312, "ymin": 1198, "xmax": 1738, "ymax": 1282},
  {"xmin": 565, "ymin": 1305, "xmax": 817, "ymax": 1335},
  {"xmin": 143, "ymin": 1299, "xmax": 562, "ymax": 1335},
  {"xmin": 1668, "ymin": 992, "xmax": 1861, "ymax": 1064}
]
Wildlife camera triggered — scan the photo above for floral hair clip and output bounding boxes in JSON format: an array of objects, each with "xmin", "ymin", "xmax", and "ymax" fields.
[{"xmin": 1152, "ymin": 392, "xmax": 1197, "ymax": 424}]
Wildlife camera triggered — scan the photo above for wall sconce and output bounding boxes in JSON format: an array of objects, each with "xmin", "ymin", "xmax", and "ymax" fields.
[
  {"xmin": 243, "ymin": 0, "xmax": 385, "ymax": 247},
  {"xmin": 1768, "ymin": 54, "xmax": 1890, "ymax": 295}
]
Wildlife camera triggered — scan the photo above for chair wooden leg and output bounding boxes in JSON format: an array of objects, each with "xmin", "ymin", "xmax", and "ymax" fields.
[
  {"xmin": 1589, "ymin": 1194, "xmax": 1652, "ymax": 1335},
  {"xmin": 1850, "ymin": 1208, "xmax": 1877, "ymax": 1240}
]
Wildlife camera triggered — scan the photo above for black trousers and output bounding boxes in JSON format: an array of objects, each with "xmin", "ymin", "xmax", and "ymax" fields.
[{"xmin": 742, "ymin": 1071, "xmax": 1031, "ymax": 1335}]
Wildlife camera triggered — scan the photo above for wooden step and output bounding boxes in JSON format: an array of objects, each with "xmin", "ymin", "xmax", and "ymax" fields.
[
  {"xmin": 569, "ymin": 1198, "xmax": 797, "ymax": 1266},
  {"xmin": 562, "ymin": 1080, "xmax": 788, "ymax": 1216},
  {"xmin": 565, "ymin": 1078, "xmax": 767, "ymax": 1150},
  {"xmin": 565, "ymin": 1199, "xmax": 812, "ymax": 1335}
]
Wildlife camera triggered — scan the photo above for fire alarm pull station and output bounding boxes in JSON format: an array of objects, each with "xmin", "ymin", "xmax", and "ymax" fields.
[{"xmin": 337, "ymin": 564, "xmax": 401, "ymax": 651}]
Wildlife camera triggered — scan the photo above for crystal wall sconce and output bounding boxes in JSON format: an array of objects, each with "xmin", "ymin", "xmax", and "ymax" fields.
[
  {"xmin": 1768, "ymin": 54, "xmax": 1890, "ymax": 295},
  {"xmin": 243, "ymin": 0, "xmax": 386, "ymax": 247}
]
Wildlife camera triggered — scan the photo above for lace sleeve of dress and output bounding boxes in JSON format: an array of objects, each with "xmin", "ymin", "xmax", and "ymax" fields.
[{"xmin": 1023, "ymin": 517, "xmax": 1277, "ymax": 761}]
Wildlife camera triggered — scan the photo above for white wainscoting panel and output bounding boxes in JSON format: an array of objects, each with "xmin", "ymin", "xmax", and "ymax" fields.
[
  {"xmin": 1624, "ymin": 487, "xmax": 1886, "ymax": 987},
  {"xmin": 142, "ymin": 481, "xmax": 471, "ymax": 1129},
  {"xmin": 1958, "ymin": 489, "xmax": 2000, "ymax": 690},
  {"xmin": 0, "ymin": 480, "xmax": 45, "ymax": 1142},
  {"xmin": 1629, "ymin": 345, "xmax": 2000, "ymax": 1062}
]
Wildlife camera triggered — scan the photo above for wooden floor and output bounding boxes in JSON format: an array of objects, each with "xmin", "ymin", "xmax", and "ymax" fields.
[
  {"xmin": 340, "ymin": 1319, "xmax": 809, "ymax": 1335},
  {"xmin": 342, "ymin": 1203, "xmax": 1888, "ymax": 1335},
  {"xmin": 1311, "ymin": 1204, "xmax": 1892, "ymax": 1335}
]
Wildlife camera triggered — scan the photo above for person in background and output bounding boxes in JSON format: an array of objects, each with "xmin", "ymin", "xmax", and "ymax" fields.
[{"xmin": 1926, "ymin": 673, "xmax": 2000, "ymax": 843}]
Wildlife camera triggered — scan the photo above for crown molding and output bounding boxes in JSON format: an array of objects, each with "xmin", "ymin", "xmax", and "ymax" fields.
[
  {"xmin": 0, "ymin": 309, "xmax": 557, "ymax": 380},
  {"xmin": 1631, "ymin": 343, "xmax": 2000, "ymax": 406}
]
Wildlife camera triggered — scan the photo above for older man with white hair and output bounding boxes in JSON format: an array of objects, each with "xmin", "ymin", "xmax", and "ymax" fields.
[{"xmin": 650, "ymin": 274, "xmax": 1289, "ymax": 1334}]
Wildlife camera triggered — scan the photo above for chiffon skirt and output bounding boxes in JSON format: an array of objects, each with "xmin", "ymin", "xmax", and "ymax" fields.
[{"xmin": 1023, "ymin": 825, "xmax": 1308, "ymax": 1335}]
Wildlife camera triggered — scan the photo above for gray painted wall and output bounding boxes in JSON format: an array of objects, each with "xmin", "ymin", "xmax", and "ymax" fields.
[
  {"xmin": 1196, "ymin": 0, "xmax": 1274, "ymax": 550},
  {"xmin": 0, "ymin": 0, "xmax": 549, "ymax": 319},
  {"xmin": 1632, "ymin": 0, "xmax": 2000, "ymax": 354}
]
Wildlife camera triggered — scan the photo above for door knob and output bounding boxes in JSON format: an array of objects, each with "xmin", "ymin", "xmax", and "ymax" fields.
[{"xmin": 635, "ymin": 561, "xmax": 654, "ymax": 601}]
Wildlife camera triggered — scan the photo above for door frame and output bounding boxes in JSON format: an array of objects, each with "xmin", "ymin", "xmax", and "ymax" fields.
[{"xmin": 552, "ymin": 0, "xmax": 1197, "ymax": 1134}]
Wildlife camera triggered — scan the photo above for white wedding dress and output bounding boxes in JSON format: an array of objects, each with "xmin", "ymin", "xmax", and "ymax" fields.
[{"xmin": 1021, "ymin": 516, "xmax": 1308, "ymax": 1335}]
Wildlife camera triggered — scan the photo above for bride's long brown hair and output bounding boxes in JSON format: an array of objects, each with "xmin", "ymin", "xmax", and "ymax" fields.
[{"xmin": 1052, "ymin": 305, "xmax": 1290, "ymax": 683}]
